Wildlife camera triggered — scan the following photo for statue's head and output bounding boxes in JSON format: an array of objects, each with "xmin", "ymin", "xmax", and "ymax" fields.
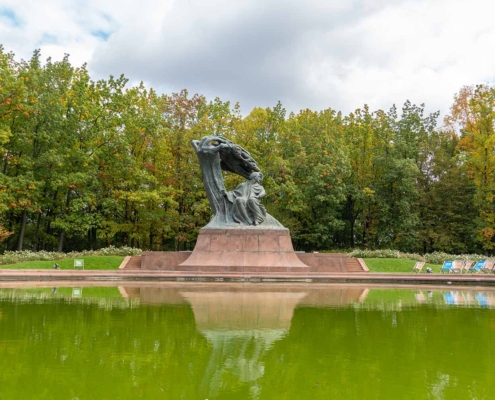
[{"xmin": 249, "ymin": 171, "xmax": 264, "ymax": 183}]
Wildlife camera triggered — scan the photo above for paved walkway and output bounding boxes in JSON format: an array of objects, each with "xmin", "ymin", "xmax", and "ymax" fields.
[{"xmin": 1, "ymin": 269, "xmax": 495, "ymax": 286}]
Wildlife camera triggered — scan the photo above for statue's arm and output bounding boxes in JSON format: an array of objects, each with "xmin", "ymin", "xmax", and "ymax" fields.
[{"xmin": 257, "ymin": 187, "xmax": 266, "ymax": 199}]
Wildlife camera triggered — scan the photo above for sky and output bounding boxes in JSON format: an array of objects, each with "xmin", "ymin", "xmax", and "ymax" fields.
[{"xmin": 1, "ymin": 0, "xmax": 494, "ymax": 121}]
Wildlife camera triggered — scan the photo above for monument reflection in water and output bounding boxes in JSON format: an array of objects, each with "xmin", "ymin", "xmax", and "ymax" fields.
[
  {"xmin": 135, "ymin": 284, "xmax": 368, "ymax": 399},
  {"xmin": 182, "ymin": 290, "xmax": 306, "ymax": 398}
]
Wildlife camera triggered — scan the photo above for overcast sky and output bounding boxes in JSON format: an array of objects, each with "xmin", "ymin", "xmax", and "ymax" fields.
[{"xmin": 1, "ymin": 0, "xmax": 494, "ymax": 121}]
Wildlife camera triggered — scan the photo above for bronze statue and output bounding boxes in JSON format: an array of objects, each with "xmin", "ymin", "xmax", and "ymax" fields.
[
  {"xmin": 191, "ymin": 136, "xmax": 284, "ymax": 229},
  {"xmin": 223, "ymin": 171, "xmax": 267, "ymax": 226}
]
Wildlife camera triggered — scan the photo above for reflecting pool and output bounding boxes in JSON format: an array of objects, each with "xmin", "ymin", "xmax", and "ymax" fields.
[{"xmin": 0, "ymin": 283, "xmax": 494, "ymax": 399}]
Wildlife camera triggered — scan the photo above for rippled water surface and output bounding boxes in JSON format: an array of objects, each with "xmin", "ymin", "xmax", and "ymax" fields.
[{"xmin": 0, "ymin": 284, "xmax": 494, "ymax": 399}]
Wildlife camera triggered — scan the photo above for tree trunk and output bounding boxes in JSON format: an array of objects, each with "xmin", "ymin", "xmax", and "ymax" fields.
[
  {"xmin": 347, "ymin": 196, "xmax": 357, "ymax": 248},
  {"xmin": 57, "ymin": 230, "xmax": 65, "ymax": 252},
  {"xmin": 34, "ymin": 212, "xmax": 42, "ymax": 251},
  {"xmin": 57, "ymin": 187, "xmax": 71, "ymax": 252},
  {"xmin": 350, "ymin": 220, "xmax": 355, "ymax": 248},
  {"xmin": 92, "ymin": 227, "xmax": 97, "ymax": 250},
  {"xmin": 17, "ymin": 209, "xmax": 27, "ymax": 251}
]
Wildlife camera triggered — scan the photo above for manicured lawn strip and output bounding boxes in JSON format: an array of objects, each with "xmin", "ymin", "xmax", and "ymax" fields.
[
  {"xmin": 0, "ymin": 286, "xmax": 122, "ymax": 298},
  {"xmin": 363, "ymin": 289, "xmax": 446, "ymax": 305},
  {"xmin": 55, "ymin": 286, "xmax": 122, "ymax": 298},
  {"xmin": 363, "ymin": 258, "xmax": 442, "ymax": 273},
  {"xmin": 364, "ymin": 289, "xmax": 417, "ymax": 303},
  {"xmin": 0, "ymin": 256, "xmax": 124, "ymax": 270}
]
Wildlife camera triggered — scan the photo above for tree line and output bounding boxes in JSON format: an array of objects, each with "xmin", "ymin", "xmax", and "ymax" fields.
[{"xmin": 0, "ymin": 48, "xmax": 493, "ymax": 253}]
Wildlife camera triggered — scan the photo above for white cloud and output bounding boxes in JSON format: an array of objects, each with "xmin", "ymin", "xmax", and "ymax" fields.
[{"xmin": 1, "ymin": 0, "xmax": 494, "ymax": 120}]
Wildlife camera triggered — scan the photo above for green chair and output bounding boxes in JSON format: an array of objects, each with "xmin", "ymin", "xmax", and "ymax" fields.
[{"xmin": 74, "ymin": 259, "xmax": 84, "ymax": 270}]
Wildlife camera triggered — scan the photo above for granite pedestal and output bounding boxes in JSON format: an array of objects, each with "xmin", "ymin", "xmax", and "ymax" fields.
[{"xmin": 176, "ymin": 228, "xmax": 310, "ymax": 273}]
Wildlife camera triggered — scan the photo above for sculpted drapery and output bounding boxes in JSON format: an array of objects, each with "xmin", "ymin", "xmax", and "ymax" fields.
[
  {"xmin": 223, "ymin": 172, "xmax": 267, "ymax": 226},
  {"xmin": 191, "ymin": 136, "xmax": 284, "ymax": 230}
]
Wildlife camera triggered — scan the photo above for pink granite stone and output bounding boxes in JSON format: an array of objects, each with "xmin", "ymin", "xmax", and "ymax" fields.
[
  {"xmin": 174, "ymin": 228, "xmax": 311, "ymax": 271},
  {"xmin": 194, "ymin": 235, "xmax": 211, "ymax": 252},
  {"xmin": 259, "ymin": 235, "xmax": 279, "ymax": 252},
  {"xmin": 243, "ymin": 235, "xmax": 259, "ymax": 251},
  {"xmin": 244, "ymin": 252, "xmax": 268, "ymax": 267},
  {"xmin": 210, "ymin": 235, "xmax": 230, "ymax": 251},
  {"xmin": 265, "ymin": 251, "xmax": 283, "ymax": 266},
  {"xmin": 279, "ymin": 236, "xmax": 295, "ymax": 252},
  {"xmin": 229, "ymin": 235, "xmax": 245, "ymax": 252}
]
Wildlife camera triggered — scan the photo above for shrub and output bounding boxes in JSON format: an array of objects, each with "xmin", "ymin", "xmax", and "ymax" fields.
[
  {"xmin": 347, "ymin": 249, "xmax": 424, "ymax": 262},
  {"xmin": 0, "ymin": 246, "xmax": 142, "ymax": 265},
  {"xmin": 346, "ymin": 249, "xmax": 487, "ymax": 264},
  {"xmin": 422, "ymin": 251, "xmax": 485, "ymax": 265}
]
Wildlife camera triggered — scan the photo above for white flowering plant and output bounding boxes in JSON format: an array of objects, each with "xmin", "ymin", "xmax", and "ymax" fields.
[{"xmin": 0, "ymin": 246, "xmax": 142, "ymax": 265}]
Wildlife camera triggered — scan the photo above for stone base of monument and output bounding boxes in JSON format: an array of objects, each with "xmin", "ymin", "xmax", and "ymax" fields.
[
  {"xmin": 176, "ymin": 228, "xmax": 309, "ymax": 272},
  {"xmin": 139, "ymin": 229, "xmax": 358, "ymax": 272}
]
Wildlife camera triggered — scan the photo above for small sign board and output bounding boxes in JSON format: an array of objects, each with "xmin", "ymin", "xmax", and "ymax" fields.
[
  {"xmin": 74, "ymin": 259, "xmax": 84, "ymax": 270},
  {"xmin": 72, "ymin": 287, "xmax": 82, "ymax": 298}
]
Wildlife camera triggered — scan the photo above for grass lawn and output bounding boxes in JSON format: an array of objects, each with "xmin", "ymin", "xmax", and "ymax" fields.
[
  {"xmin": 0, "ymin": 286, "xmax": 123, "ymax": 298},
  {"xmin": 364, "ymin": 258, "xmax": 442, "ymax": 273},
  {"xmin": 0, "ymin": 255, "xmax": 124, "ymax": 270},
  {"xmin": 0, "ymin": 255, "xmax": 443, "ymax": 273}
]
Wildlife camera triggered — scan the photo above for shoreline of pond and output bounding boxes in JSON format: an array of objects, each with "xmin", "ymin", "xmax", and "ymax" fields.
[{"xmin": 1, "ymin": 269, "xmax": 495, "ymax": 286}]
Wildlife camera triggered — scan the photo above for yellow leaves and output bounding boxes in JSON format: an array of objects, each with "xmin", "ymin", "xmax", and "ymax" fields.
[
  {"xmin": 363, "ymin": 187, "xmax": 375, "ymax": 197},
  {"xmin": 28, "ymin": 183, "xmax": 36, "ymax": 190},
  {"xmin": 481, "ymin": 227, "xmax": 495, "ymax": 243}
]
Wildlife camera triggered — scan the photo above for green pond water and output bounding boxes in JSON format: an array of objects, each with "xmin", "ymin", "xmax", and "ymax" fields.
[{"xmin": 0, "ymin": 284, "xmax": 494, "ymax": 400}]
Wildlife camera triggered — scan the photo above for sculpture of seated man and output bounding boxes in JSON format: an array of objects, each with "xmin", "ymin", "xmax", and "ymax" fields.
[{"xmin": 222, "ymin": 172, "xmax": 267, "ymax": 226}]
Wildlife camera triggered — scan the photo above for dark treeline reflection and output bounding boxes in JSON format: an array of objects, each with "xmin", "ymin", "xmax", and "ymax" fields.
[
  {"xmin": 2, "ymin": 48, "xmax": 495, "ymax": 253},
  {"xmin": 0, "ymin": 285, "xmax": 494, "ymax": 399}
]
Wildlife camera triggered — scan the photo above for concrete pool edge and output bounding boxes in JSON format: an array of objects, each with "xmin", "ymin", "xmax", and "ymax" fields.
[{"xmin": 2, "ymin": 270, "xmax": 495, "ymax": 286}]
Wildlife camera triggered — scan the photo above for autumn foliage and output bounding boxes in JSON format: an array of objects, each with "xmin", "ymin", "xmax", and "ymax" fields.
[{"xmin": 0, "ymin": 48, "xmax": 492, "ymax": 253}]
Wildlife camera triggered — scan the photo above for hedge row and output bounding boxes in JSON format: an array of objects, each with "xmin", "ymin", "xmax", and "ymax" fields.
[
  {"xmin": 0, "ymin": 246, "xmax": 142, "ymax": 265},
  {"xmin": 347, "ymin": 249, "xmax": 488, "ymax": 264}
]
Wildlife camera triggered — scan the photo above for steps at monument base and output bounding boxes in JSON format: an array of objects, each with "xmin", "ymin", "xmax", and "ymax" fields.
[
  {"xmin": 122, "ymin": 256, "xmax": 142, "ymax": 270},
  {"xmin": 346, "ymin": 258, "xmax": 368, "ymax": 272}
]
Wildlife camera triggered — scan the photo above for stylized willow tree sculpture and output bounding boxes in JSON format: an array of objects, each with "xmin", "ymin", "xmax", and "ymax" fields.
[{"xmin": 191, "ymin": 135, "xmax": 284, "ymax": 229}]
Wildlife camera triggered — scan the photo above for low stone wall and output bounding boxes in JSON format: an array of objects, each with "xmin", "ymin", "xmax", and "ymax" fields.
[
  {"xmin": 141, "ymin": 251, "xmax": 192, "ymax": 270},
  {"xmin": 296, "ymin": 253, "xmax": 347, "ymax": 272}
]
